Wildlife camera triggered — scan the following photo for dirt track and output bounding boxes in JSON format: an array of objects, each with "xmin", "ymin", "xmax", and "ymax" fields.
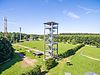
[{"xmin": 21, "ymin": 57, "xmax": 36, "ymax": 68}]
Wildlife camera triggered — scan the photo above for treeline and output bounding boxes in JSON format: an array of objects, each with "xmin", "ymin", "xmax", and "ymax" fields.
[
  {"xmin": 0, "ymin": 32, "xmax": 42, "ymax": 43},
  {"xmin": 0, "ymin": 32, "xmax": 25, "ymax": 43},
  {"xmin": 60, "ymin": 33, "xmax": 100, "ymax": 35},
  {"xmin": 58, "ymin": 33, "xmax": 100, "ymax": 47}
]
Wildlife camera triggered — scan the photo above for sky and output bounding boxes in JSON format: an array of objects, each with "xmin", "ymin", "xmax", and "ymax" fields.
[{"xmin": 0, "ymin": 0, "xmax": 100, "ymax": 34}]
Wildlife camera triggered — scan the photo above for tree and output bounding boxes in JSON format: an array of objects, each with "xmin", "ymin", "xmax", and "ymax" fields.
[
  {"xmin": 24, "ymin": 34, "xmax": 30, "ymax": 41},
  {"xmin": 0, "ymin": 37, "xmax": 14, "ymax": 63},
  {"xmin": 40, "ymin": 35, "xmax": 44, "ymax": 39},
  {"xmin": 11, "ymin": 32, "xmax": 16, "ymax": 43},
  {"xmin": 71, "ymin": 39, "xmax": 77, "ymax": 45},
  {"xmin": 16, "ymin": 33, "xmax": 20, "ymax": 42}
]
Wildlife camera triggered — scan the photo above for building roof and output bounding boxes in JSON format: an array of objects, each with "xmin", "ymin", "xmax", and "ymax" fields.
[{"xmin": 33, "ymin": 51, "xmax": 43, "ymax": 56}]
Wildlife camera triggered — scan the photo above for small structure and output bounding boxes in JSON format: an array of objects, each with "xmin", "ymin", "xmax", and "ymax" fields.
[
  {"xmin": 33, "ymin": 51, "xmax": 43, "ymax": 57},
  {"xmin": 44, "ymin": 21, "xmax": 58, "ymax": 60},
  {"xmin": 18, "ymin": 53, "xmax": 25, "ymax": 58}
]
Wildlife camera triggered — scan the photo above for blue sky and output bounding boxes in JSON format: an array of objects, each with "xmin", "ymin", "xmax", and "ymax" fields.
[{"xmin": 0, "ymin": 0, "xmax": 100, "ymax": 34}]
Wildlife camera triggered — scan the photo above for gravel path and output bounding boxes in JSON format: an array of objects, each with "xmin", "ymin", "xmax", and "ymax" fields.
[{"xmin": 13, "ymin": 44, "xmax": 44, "ymax": 54}]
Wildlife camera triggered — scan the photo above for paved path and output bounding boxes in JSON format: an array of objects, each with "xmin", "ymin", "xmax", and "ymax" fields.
[
  {"xmin": 13, "ymin": 44, "xmax": 44, "ymax": 54},
  {"xmin": 81, "ymin": 52, "xmax": 100, "ymax": 62}
]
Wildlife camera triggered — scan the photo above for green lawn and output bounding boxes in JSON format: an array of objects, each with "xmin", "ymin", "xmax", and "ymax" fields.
[
  {"xmin": 46, "ymin": 46, "xmax": 100, "ymax": 75},
  {"xmin": 1, "ymin": 41, "xmax": 100, "ymax": 75},
  {"xmin": 81, "ymin": 46, "xmax": 100, "ymax": 59},
  {"xmin": 0, "ymin": 45, "xmax": 43, "ymax": 75},
  {"xmin": 58, "ymin": 42, "xmax": 76, "ymax": 54},
  {"xmin": 20, "ymin": 41, "xmax": 77, "ymax": 54},
  {"xmin": 20, "ymin": 41, "xmax": 44, "ymax": 51},
  {"xmin": 1, "ymin": 41, "xmax": 76, "ymax": 75},
  {"xmin": 0, "ymin": 54, "xmax": 33, "ymax": 75}
]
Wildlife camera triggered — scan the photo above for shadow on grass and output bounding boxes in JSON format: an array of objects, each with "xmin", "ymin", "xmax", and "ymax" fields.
[
  {"xmin": 41, "ymin": 70, "xmax": 49, "ymax": 75},
  {"xmin": 0, "ymin": 53, "xmax": 22, "ymax": 74}
]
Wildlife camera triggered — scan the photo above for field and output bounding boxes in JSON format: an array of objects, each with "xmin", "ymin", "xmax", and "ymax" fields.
[
  {"xmin": 0, "ymin": 41, "xmax": 76, "ymax": 75},
  {"xmin": 46, "ymin": 46, "xmax": 100, "ymax": 75},
  {"xmin": 19, "ymin": 41, "xmax": 44, "ymax": 51},
  {"xmin": 0, "ymin": 53, "xmax": 33, "ymax": 75},
  {"xmin": 19, "ymin": 40, "xmax": 77, "ymax": 54},
  {"xmin": 81, "ymin": 46, "xmax": 100, "ymax": 59},
  {"xmin": 0, "ymin": 41, "xmax": 100, "ymax": 75}
]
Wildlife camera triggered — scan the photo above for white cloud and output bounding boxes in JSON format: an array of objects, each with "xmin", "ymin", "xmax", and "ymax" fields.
[
  {"xmin": 78, "ymin": 5, "xmax": 100, "ymax": 14},
  {"xmin": 67, "ymin": 12, "xmax": 80, "ymax": 19}
]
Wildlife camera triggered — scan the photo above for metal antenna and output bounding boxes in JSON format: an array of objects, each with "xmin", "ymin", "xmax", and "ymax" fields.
[
  {"xmin": 19, "ymin": 27, "xmax": 21, "ymax": 41},
  {"xmin": 4, "ymin": 17, "xmax": 7, "ymax": 38}
]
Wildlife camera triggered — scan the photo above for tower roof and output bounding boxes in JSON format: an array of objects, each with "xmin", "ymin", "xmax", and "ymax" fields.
[{"xmin": 44, "ymin": 21, "xmax": 58, "ymax": 25}]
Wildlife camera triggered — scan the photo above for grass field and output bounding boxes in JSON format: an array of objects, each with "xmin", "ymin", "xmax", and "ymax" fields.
[
  {"xmin": 0, "ymin": 41, "xmax": 76, "ymax": 75},
  {"xmin": 20, "ymin": 41, "xmax": 44, "ymax": 51},
  {"xmin": 46, "ymin": 46, "xmax": 100, "ymax": 75},
  {"xmin": 0, "ymin": 53, "xmax": 33, "ymax": 75},
  {"xmin": 20, "ymin": 41, "xmax": 77, "ymax": 54},
  {"xmin": 81, "ymin": 46, "xmax": 100, "ymax": 59},
  {"xmin": 1, "ymin": 41, "xmax": 100, "ymax": 75}
]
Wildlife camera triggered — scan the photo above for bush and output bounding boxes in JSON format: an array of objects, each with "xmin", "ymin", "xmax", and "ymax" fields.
[
  {"xmin": 58, "ymin": 44, "xmax": 85, "ymax": 59},
  {"xmin": 45, "ymin": 58, "xmax": 58, "ymax": 70},
  {"xmin": 67, "ymin": 49, "xmax": 75, "ymax": 56},
  {"xmin": 22, "ymin": 65, "xmax": 42, "ymax": 75},
  {"xmin": 0, "ymin": 37, "xmax": 14, "ymax": 63},
  {"xmin": 32, "ymin": 65, "xmax": 41, "ymax": 75}
]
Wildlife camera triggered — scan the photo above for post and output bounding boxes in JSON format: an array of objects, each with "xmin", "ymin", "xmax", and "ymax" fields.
[{"xmin": 19, "ymin": 27, "xmax": 21, "ymax": 41}]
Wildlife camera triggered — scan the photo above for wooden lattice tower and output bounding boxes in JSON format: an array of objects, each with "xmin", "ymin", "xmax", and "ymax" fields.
[{"xmin": 44, "ymin": 22, "xmax": 58, "ymax": 60}]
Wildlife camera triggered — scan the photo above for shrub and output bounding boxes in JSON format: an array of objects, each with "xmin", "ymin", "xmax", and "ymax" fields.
[
  {"xmin": 58, "ymin": 44, "xmax": 85, "ymax": 59},
  {"xmin": 45, "ymin": 58, "xmax": 58, "ymax": 70},
  {"xmin": 32, "ymin": 65, "xmax": 41, "ymax": 75},
  {"xmin": 21, "ymin": 65, "xmax": 42, "ymax": 75},
  {"xmin": 67, "ymin": 49, "xmax": 75, "ymax": 56}
]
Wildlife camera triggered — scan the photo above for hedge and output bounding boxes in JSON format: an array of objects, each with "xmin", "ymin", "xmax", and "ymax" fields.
[{"xmin": 58, "ymin": 44, "xmax": 85, "ymax": 58}]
